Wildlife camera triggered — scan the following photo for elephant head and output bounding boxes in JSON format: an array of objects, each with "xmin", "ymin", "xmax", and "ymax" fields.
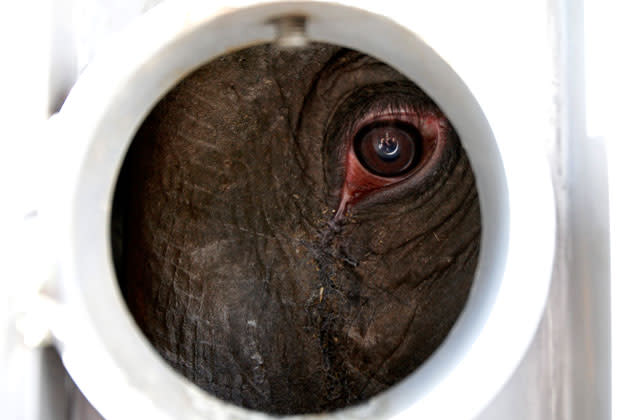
[{"xmin": 112, "ymin": 43, "xmax": 480, "ymax": 415}]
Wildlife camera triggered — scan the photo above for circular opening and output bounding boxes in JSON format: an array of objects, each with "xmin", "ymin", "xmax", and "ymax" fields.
[
  {"xmin": 57, "ymin": 3, "xmax": 553, "ymax": 420},
  {"xmin": 111, "ymin": 42, "xmax": 481, "ymax": 415}
]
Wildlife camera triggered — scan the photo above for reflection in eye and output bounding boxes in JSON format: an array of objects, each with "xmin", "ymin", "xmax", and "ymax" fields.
[{"xmin": 354, "ymin": 120, "xmax": 422, "ymax": 177}]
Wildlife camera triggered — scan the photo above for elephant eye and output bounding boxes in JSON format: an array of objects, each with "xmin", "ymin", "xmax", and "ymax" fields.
[
  {"xmin": 336, "ymin": 106, "xmax": 444, "ymax": 214},
  {"xmin": 354, "ymin": 120, "xmax": 421, "ymax": 177}
]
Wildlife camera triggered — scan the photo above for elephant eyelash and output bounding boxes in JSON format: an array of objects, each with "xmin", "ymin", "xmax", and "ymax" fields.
[{"xmin": 342, "ymin": 99, "xmax": 427, "ymax": 141}]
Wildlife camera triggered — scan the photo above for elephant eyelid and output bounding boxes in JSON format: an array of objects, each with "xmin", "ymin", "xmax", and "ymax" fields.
[{"xmin": 334, "ymin": 103, "xmax": 447, "ymax": 221}]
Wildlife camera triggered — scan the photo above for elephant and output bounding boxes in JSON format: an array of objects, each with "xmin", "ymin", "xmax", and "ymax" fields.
[{"xmin": 111, "ymin": 43, "xmax": 481, "ymax": 415}]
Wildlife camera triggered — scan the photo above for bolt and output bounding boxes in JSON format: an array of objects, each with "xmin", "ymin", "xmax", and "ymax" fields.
[{"xmin": 272, "ymin": 15, "xmax": 309, "ymax": 48}]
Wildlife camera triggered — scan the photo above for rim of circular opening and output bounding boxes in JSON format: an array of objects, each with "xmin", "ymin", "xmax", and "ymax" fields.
[{"xmin": 55, "ymin": 2, "xmax": 555, "ymax": 420}]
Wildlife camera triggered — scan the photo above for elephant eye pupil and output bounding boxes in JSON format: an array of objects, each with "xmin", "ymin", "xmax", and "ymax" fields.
[{"xmin": 354, "ymin": 121, "xmax": 422, "ymax": 177}]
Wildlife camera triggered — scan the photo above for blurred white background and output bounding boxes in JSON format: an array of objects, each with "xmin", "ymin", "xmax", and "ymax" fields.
[
  {"xmin": 0, "ymin": 1, "xmax": 628, "ymax": 419},
  {"xmin": 585, "ymin": 2, "xmax": 630, "ymax": 420}
]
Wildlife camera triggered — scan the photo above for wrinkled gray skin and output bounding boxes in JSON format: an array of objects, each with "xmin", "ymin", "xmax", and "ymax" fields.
[{"xmin": 113, "ymin": 44, "xmax": 480, "ymax": 415}]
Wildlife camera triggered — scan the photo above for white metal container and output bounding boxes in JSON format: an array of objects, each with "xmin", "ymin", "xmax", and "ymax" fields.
[{"xmin": 12, "ymin": 1, "xmax": 579, "ymax": 419}]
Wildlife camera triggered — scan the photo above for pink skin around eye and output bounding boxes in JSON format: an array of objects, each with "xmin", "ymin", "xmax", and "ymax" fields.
[{"xmin": 333, "ymin": 112, "xmax": 448, "ymax": 223}]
